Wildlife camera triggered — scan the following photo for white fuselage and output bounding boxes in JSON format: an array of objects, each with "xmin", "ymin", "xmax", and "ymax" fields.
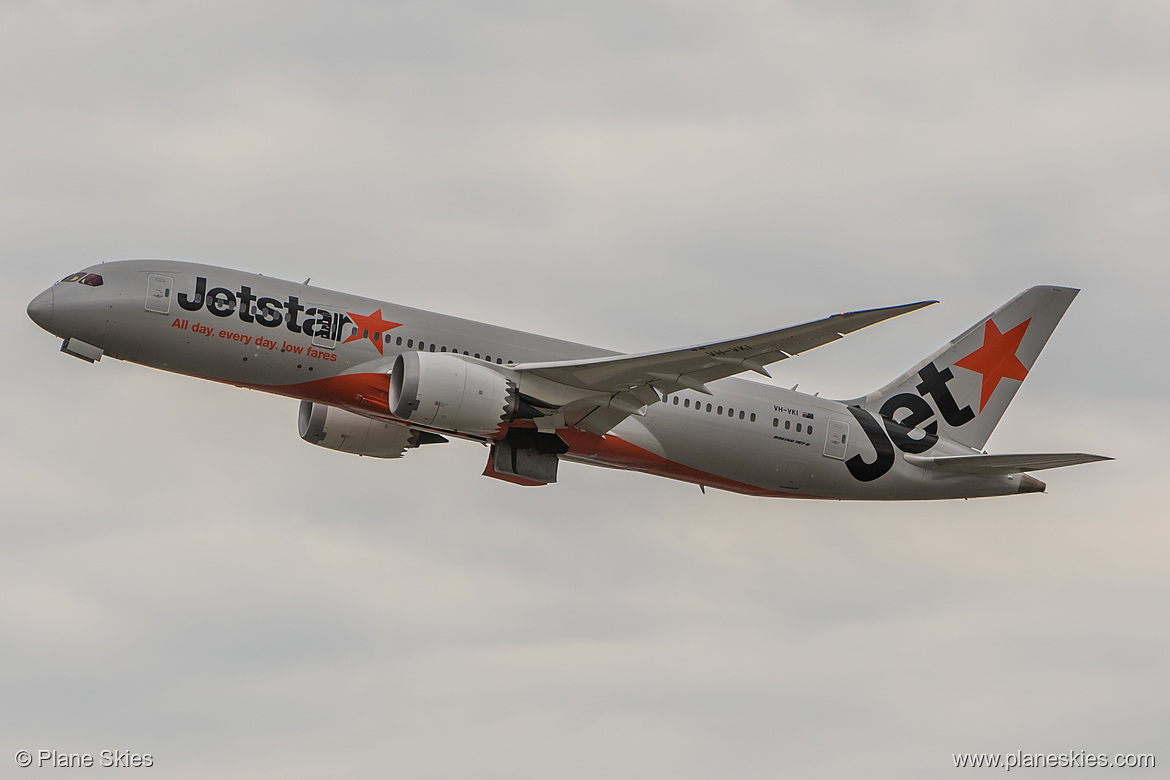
[{"xmin": 28, "ymin": 260, "xmax": 1031, "ymax": 500}]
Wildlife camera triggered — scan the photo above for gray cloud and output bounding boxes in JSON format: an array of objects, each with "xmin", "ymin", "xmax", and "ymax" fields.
[{"xmin": 2, "ymin": 1, "xmax": 1168, "ymax": 777}]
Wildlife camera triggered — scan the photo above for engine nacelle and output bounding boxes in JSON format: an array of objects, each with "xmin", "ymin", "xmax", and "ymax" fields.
[
  {"xmin": 389, "ymin": 351, "xmax": 516, "ymax": 436},
  {"xmin": 298, "ymin": 400, "xmax": 418, "ymax": 458}
]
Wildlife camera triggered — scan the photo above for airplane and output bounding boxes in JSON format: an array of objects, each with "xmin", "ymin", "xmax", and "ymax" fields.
[{"xmin": 26, "ymin": 260, "xmax": 1109, "ymax": 500}]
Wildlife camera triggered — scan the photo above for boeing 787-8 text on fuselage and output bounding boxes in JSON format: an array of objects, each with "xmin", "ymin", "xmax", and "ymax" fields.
[{"xmin": 27, "ymin": 261, "xmax": 1109, "ymax": 499}]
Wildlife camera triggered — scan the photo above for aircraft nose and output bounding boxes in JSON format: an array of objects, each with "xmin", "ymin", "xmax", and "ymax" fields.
[{"xmin": 27, "ymin": 287, "xmax": 54, "ymax": 330}]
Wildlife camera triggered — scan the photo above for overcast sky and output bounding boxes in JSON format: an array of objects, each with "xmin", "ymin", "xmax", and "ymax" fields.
[{"xmin": 2, "ymin": 2, "xmax": 1168, "ymax": 777}]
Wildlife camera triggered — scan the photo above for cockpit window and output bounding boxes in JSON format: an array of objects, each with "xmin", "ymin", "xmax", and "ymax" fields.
[{"xmin": 60, "ymin": 271, "xmax": 104, "ymax": 286}]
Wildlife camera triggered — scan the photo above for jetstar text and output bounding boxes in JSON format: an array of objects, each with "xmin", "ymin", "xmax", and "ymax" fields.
[{"xmin": 176, "ymin": 276, "xmax": 350, "ymax": 342}]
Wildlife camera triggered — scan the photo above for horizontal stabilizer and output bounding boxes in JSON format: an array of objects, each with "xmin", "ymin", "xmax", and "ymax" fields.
[{"xmin": 904, "ymin": 452, "xmax": 1112, "ymax": 474}]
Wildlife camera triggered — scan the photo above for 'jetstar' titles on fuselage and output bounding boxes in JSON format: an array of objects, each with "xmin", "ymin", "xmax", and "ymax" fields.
[{"xmin": 177, "ymin": 275, "xmax": 352, "ymax": 342}]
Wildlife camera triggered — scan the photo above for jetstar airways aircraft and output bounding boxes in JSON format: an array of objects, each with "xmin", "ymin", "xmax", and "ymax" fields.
[{"xmin": 27, "ymin": 261, "xmax": 1109, "ymax": 499}]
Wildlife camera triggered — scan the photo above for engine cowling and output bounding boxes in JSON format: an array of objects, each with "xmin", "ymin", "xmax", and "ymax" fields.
[
  {"xmin": 298, "ymin": 400, "xmax": 417, "ymax": 458},
  {"xmin": 389, "ymin": 351, "xmax": 516, "ymax": 435}
]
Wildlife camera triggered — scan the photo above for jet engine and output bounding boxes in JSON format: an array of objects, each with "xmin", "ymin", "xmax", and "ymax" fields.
[
  {"xmin": 389, "ymin": 351, "xmax": 526, "ymax": 436},
  {"xmin": 298, "ymin": 400, "xmax": 440, "ymax": 458}
]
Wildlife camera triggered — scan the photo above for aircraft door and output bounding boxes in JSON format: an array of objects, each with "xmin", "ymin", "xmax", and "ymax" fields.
[
  {"xmin": 310, "ymin": 306, "xmax": 344, "ymax": 349},
  {"xmin": 824, "ymin": 420, "xmax": 849, "ymax": 460},
  {"xmin": 145, "ymin": 274, "xmax": 173, "ymax": 314}
]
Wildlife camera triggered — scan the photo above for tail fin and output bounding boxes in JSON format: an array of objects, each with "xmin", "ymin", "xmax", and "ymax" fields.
[{"xmin": 850, "ymin": 286, "xmax": 1079, "ymax": 451}]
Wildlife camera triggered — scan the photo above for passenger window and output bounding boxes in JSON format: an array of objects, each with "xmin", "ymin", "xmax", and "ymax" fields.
[
  {"xmin": 796, "ymin": 423, "xmax": 802, "ymax": 432},
  {"xmin": 739, "ymin": 411, "xmax": 745, "ymax": 420},
  {"xmin": 772, "ymin": 418, "xmax": 778, "ymax": 427},
  {"xmin": 808, "ymin": 426, "xmax": 813, "ymax": 435},
  {"xmin": 728, "ymin": 408, "xmax": 734, "ymax": 417},
  {"xmin": 684, "ymin": 399, "xmax": 691, "ymax": 408},
  {"xmin": 396, "ymin": 337, "xmax": 402, "ymax": 346},
  {"xmin": 750, "ymin": 413, "xmax": 756, "ymax": 422},
  {"xmin": 475, "ymin": 353, "xmax": 480, "ymax": 359},
  {"xmin": 407, "ymin": 339, "xmax": 413, "ymax": 348},
  {"xmin": 785, "ymin": 420, "xmax": 791, "ymax": 430},
  {"xmin": 429, "ymin": 344, "xmax": 435, "ymax": 352},
  {"xmin": 672, "ymin": 397, "xmax": 679, "ymax": 405},
  {"xmin": 706, "ymin": 403, "xmax": 712, "ymax": 412},
  {"xmin": 717, "ymin": 406, "xmax": 723, "ymax": 414}
]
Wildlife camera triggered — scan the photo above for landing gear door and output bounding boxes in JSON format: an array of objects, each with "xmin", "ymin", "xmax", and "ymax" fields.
[
  {"xmin": 145, "ymin": 274, "xmax": 173, "ymax": 314},
  {"xmin": 309, "ymin": 306, "xmax": 345, "ymax": 349},
  {"xmin": 824, "ymin": 420, "xmax": 849, "ymax": 460}
]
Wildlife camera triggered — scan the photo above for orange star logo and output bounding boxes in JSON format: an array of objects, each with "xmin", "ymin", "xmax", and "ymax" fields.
[
  {"xmin": 343, "ymin": 308, "xmax": 402, "ymax": 355},
  {"xmin": 954, "ymin": 318, "xmax": 1031, "ymax": 411}
]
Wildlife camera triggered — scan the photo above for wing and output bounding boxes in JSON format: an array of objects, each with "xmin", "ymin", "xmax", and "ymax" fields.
[{"xmin": 513, "ymin": 300, "xmax": 935, "ymax": 434}]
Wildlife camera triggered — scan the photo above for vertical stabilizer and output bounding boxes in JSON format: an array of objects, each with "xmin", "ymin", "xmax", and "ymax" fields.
[{"xmin": 850, "ymin": 286, "xmax": 1078, "ymax": 451}]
